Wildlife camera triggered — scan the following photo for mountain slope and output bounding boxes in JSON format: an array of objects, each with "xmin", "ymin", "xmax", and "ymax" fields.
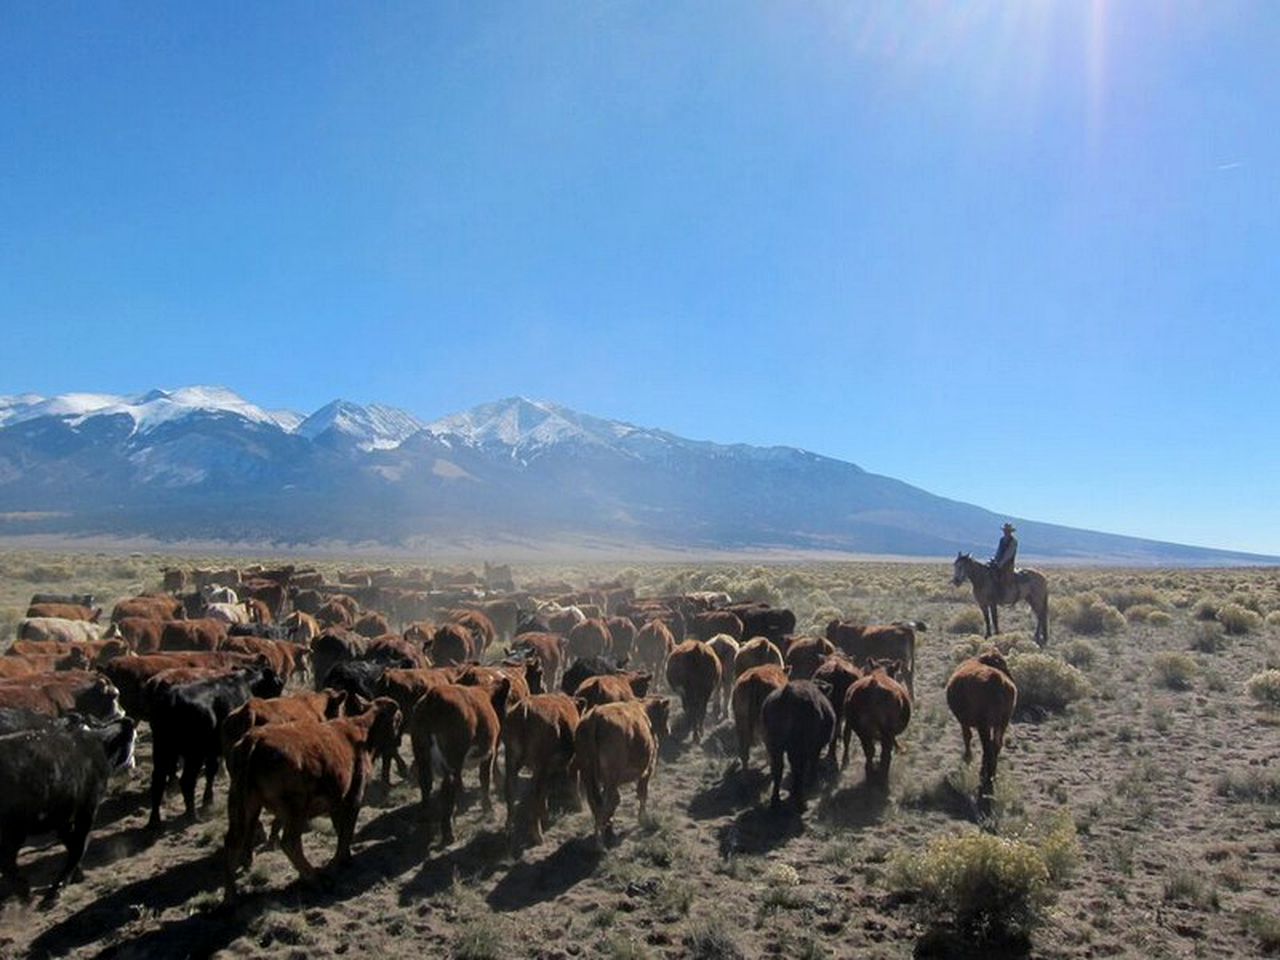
[{"xmin": 0, "ymin": 388, "xmax": 1270, "ymax": 563}]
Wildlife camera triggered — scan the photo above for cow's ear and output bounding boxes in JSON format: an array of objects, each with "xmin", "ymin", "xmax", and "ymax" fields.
[{"xmin": 573, "ymin": 697, "xmax": 589, "ymax": 715}]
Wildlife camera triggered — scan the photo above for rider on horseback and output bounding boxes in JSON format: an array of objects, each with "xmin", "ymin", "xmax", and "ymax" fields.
[{"xmin": 990, "ymin": 522, "xmax": 1018, "ymax": 597}]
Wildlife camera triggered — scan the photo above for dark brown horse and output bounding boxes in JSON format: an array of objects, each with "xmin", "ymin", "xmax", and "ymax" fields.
[{"xmin": 951, "ymin": 553, "xmax": 1049, "ymax": 646}]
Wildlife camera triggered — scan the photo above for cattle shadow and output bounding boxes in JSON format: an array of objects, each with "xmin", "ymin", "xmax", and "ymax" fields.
[
  {"xmin": 27, "ymin": 851, "xmax": 223, "ymax": 957},
  {"xmin": 814, "ymin": 780, "xmax": 892, "ymax": 829},
  {"xmin": 13, "ymin": 820, "xmax": 165, "ymax": 892},
  {"xmin": 715, "ymin": 804, "xmax": 804, "ymax": 858},
  {"xmin": 397, "ymin": 828, "xmax": 512, "ymax": 904},
  {"xmin": 485, "ymin": 837, "xmax": 602, "ymax": 911},
  {"xmin": 687, "ymin": 767, "xmax": 769, "ymax": 820}
]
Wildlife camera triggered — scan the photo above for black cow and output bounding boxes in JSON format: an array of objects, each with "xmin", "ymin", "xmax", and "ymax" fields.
[
  {"xmin": 321, "ymin": 659, "xmax": 387, "ymax": 700},
  {"xmin": 762, "ymin": 680, "xmax": 835, "ymax": 810},
  {"xmin": 729, "ymin": 604, "xmax": 797, "ymax": 647},
  {"xmin": 560, "ymin": 654, "xmax": 630, "ymax": 696},
  {"xmin": 227, "ymin": 622, "xmax": 290, "ymax": 641},
  {"xmin": 30, "ymin": 592, "xmax": 95, "ymax": 608},
  {"xmin": 147, "ymin": 664, "xmax": 284, "ymax": 828},
  {"xmin": 0, "ymin": 707, "xmax": 64, "ymax": 736},
  {"xmin": 0, "ymin": 716, "xmax": 136, "ymax": 898}
]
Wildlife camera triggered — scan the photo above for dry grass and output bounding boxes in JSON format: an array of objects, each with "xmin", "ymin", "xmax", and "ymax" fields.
[{"xmin": 1, "ymin": 551, "xmax": 1278, "ymax": 959}]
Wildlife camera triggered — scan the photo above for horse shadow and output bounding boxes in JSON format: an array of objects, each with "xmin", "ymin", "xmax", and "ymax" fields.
[{"xmin": 485, "ymin": 836, "xmax": 603, "ymax": 911}]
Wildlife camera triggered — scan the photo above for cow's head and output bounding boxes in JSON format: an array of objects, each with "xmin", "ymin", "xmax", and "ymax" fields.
[
  {"xmin": 642, "ymin": 696, "xmax": 672, "ymax": 742},
  {"xmin": 75, "ymin": 676, "xmax": 124, "ymax": 721}
]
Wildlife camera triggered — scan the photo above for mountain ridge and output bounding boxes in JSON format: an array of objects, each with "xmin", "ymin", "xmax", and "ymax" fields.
[{"xmin": 0, "ymin": 386, "xmax": 1271, "ymax": 564}]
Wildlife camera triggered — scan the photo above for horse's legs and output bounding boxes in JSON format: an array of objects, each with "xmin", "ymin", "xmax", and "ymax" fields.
[
  {"xmin": 982, "ymin": 605, "xmax": 993, "ymax": 638},
  {"xmin": 990, "ymin": 604, "xmax": 1000, "ymax": 636}
]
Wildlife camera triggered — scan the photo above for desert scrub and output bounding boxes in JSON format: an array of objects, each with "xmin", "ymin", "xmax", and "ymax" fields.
[
  {"xmin": 950, "ymin": 632, "xmax": 1030, "ymax": 665},
  {"xmin": 1052, "ymin": 594, "xmax": 1125, "ymax": 636},
  {"xmin": 1007, "ymin": 653, "xmax": 1089, "ymax": 713},
  {"xmin": 1215, "ymin": 766, "xmax": 1280, "ymax": 804},
  {"xmin": 1101, "ymin": 585, "xmax": 1165, "ymax": 612},
  {"xmin": 1153, "ymin": 652, "xmax": 1198, "ymax": 691},
  {"xmin": 1125, "ymin": 603, "xmax": 1169, "ymax": 625},
  {"xmin": 1246, "ymin": 670, "xmax": 1280, "ymax": 708},
  {"xmin": 1190, "ymin": 622, "xmax": 1228, "ymax": 653},
  {"xmin": 1194, "ymin": 598, "xmax": 1221, "ymax": 621},
  {"xmin": 1058, "ymin": 638, "xmax": 1100, "ymax": 670},
  {"xmin": 946, "ymin": 608, "xmax": 987, "ymax": 635},
  {"xmin": 888, "ymin": 829, "xmax": 1065, "ymax": 940},
  {"xmin": 1219, "ymin": 603, "xmax": 1263, "ymax": 635},
  {"xmin": 1266, "ymin": 611, "xmax": 1280, "ymax": 630}
]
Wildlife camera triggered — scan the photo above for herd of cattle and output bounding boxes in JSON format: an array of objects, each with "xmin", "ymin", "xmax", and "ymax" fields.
[{"xmin": 0, "ymin": 563, "xmax": 1020, "ymax": 906}]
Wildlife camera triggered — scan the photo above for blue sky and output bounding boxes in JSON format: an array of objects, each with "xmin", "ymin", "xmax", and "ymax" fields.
[{"xmin": 2, "ymin": 3, "xmax": 1277, "ymax": 554}]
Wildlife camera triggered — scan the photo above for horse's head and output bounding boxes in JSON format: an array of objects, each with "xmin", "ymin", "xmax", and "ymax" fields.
[{"xmin": 951, "ymin": 552, "xmax": 970, "ymax": 587}]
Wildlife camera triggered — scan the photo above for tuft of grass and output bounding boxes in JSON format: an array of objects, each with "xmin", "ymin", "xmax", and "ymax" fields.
[
  {"xmin": 1008, "ymin": 653, "xmax": 1090, "ymax": 712},
  {"xmin": 1219, "ymin": 604, "xmax": 1263, "ymax": 635},
  {"xmin": 1101, "ymin": 585, "xmax": 1166, "ymax": 612},
  {"xmin": 1162, "ymin": 868, "xmax": 1220, "ymax": 911},
  {"xmin": 1246, "ymin": 670, "xmax": 1280, "ymax": 708},
  {"xmin": 454, "ymin": 922, "xmax": 504, "ymax": 960},
  {"xmin": 1241, "ymin": 910, "xmax": 1280, "ymax": 954},
  {"xmin": 603, "ymin": 936, "xmax": 655, "ymax": 960},
  {"xmin": 682, "ymin": 919, "xmax": 746, "ymax": 960},
  {"xmin": 1153, "ymin": 652, "xmax": 1198, "ymax": 691},
  {"xmin": 1194, "ymin": 598, "xmax": 1220, "ymax": 622}
]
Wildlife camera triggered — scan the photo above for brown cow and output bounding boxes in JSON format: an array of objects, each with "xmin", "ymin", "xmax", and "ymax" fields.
[
  {"xmin": 502, "ymin": 693, "xmax": 581, "ymax": 843},
  {"xmin": 112, "ymin": 596, "xmax": 184, "ymax": 622},
  {"xmin": 691, "ymin": 610, "xmax": 744, "ymax": 642},
  {"xmin": 9, "ymin": 637, "xmax": 129, "ymax": 666},
  {"xmin": 316, "ymin": 599, "xmax": 356, "ymax": 629},
  {"xmin": 409, "ymin": 678, "xmax": 511, "ymax": 845},
  {"xmin": 825, "ymin": 620, "xmax": 922, "ymax": 695},
  {"xmin": 17, "ymin": 618, "xmax": 103, "ymax": 645},
  {"xmin": 665, "ymin": 640, "xmax": 721, "ymax": 742},
  {"xmin": 448, "ymin": 609, "xmax": 497, "ymax": 654},
  {"xmin": 575, "ymin": 671, "xmax": 652, "ymax": 709},
  {"xmin": 946, "ymin": 651, "xmax": 1017, "ymax": 795},
  {"xmin": 457, "ymin": 661, "xmax": 541, "ymax": 705},
  {"xmin": 282, "ymin": 611, "xmax": 320, "ymax": 646},
  {"xmin": 222, "ymin": 636, "xmax": 299, "ymax": 679},
  {"xmin": 26, "ymin": 603, "xmax": 100, "ymax": 622},
  {"xmin": 161, "ymin": 619, "xmax": 228, "ymax": 652},
  {"xmin": 842, "ymin": 661, "xmax": 912, "ymax": 785},
  {"xmin": 365, "ymin": 635, "xmax": 430, "ymax": 668},
  {"xmin": 633, "ymin": 620, "xmax": 674, "ymax": 687},
  {"xmin": 0, "ymin": 651, "xmax": 88, "ymax": 678},
  {"xmin": 0, "ymin": 671, "xmax": 123, "ymax": 720},
  {"xmin": 241, "ymin": 579, "xmax": 286, "ymax": 619},
  {"xmin": 373, "ymin": 666, "xmax": 459, "ymax": 786},
  {"xmin": 428, "ymin": 623, "xmax": 474, "ymax": 667},
  {"xmin": 704, "ymin": 634, "xmax": 739, "ymax": 719},
  {"xmin": 224, "ymin": 698, "xmax": 401, "ymax": 899},
  {"xmin": 508, "ymin": 633, "xmax": 568, "ymax": 692},
  {"xmin": 731, "ymin": 664, "xmax": 789, "ymax": 770},
  {"xmin": 573, "ymin": 697, "xmax": 671, "ymax": 845},
  {"xmin": 460, "ymin": 598, "xmax": 519, "ymax": 644},
  {"xmin": 784, "ymin": 636, "xmax": 836, "ymax": 681},
  {"xmin": 567, "ymin": 618, "xmax": 612, "ymax": 660},
  {"xmin": 221, "ymin": 689, "xmax": 354, "ymax": 757},
  {"xmin": 352, "ymin": 612, "xmax": 390, "ymax": 639},
  {"xmin": 812, "ymin": 654, "xmax": 863, "ymax": 762},
  {"xmin": 605, "ymin": 616, "xmax": 636, "ymax": 660},
  {"xmin": 733, "ymin": 636, "xmax": 784, "ymax": 680},
  {"xmin": 111, "ymin": 616, "xmax": 166, "ymax": 653}
]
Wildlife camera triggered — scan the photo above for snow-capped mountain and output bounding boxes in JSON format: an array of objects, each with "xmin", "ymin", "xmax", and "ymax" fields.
[
  {"xmin": 0, "ymin": 388, "xmax": 1269, "ymax": 563},
  {"xmin": 0, "ymin": 386, "xmax": 299, "ymax": 434},
  {"xmin": 295, "ymin": 400, "xmax": 425, "ymax": 451}
]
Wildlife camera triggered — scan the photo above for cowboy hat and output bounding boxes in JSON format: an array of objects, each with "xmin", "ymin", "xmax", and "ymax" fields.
[{"xmin": 1002, "ymin": 522, "xmax": 1016, "ymax": 532}]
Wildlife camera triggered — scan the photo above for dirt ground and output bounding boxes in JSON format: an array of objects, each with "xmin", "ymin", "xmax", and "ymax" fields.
[{"xmin": 0, "ymin": 554, "xmax": 1277, "ymax": 959}]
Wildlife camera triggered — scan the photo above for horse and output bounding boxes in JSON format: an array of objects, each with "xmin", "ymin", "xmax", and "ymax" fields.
[{"xmin": 951, "ymin": 553, "xmax": 1049, "ymax": 646}]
